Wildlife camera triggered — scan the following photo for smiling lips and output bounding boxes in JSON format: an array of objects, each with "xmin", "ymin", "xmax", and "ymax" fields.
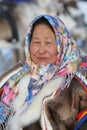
[{"xmin": 37, "ymin": 57, "xmax": 49, "ymax": 61}]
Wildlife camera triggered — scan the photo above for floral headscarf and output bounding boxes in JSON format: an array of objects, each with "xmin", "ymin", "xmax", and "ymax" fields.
[
  {"xmin": 23, "ymin": 14, "xmax": 81, "ymax": 103},
  {"xmin": 0, "ymin": 15, "xmax": 81, "ymax": 106},
  {"xmin": 24, "ymin": 14, "xmax": 80, "ymax": 83}
]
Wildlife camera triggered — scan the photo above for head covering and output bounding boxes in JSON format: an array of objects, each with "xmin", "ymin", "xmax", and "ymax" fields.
[
  {"xmin": 25, "ymin": 15, "xmax": 80, "ymax": 80},
  {"xmin": 23, "ymin": 14, "xmax": 81, "ymax": 103},
  {"xmin": 0, "ymin": 14, "xmax": 81, "ymax": 107}
]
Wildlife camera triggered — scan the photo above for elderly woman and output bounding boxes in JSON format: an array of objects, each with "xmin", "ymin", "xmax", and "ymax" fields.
[{"xmin": 0, "ymin": 15, "xmax": 87, "ymax": 130}]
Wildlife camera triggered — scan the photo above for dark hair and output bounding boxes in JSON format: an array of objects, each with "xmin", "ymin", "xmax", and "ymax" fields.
[{"xmin": 30, "ymin": 17, "xmax": 54, "ymax": 41}]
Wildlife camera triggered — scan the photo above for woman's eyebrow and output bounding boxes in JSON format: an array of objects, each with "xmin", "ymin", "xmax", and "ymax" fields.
[{"xmin": 32, "ymin": 37, "xmax": 39, "ymax": 40}]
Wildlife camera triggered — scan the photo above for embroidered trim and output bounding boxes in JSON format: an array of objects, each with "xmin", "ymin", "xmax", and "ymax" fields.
[
  {"xmin": 74, "ymin": 109, "xmax": 87, "ymax": 130},
  {"xmin": 74, "ymin": 72, "xmax": 87, "ymax": 130},
  {"xmin": 75, "ymin": 72, "xmax": 87, "ymax": 94},
  {"xmin": 0, "ymin": 102, "xmax": 12, "ymax": 130}
]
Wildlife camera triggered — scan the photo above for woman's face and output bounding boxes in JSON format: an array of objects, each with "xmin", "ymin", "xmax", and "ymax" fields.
[{"xmin": 30, "ymin": 24, "xmax": 57, "ymax": 65}]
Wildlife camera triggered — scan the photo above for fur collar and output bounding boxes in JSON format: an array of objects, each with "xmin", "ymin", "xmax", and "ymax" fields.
[{"xmin": 8, "ymin": 74, "xmax": 64, "ymax": 130}]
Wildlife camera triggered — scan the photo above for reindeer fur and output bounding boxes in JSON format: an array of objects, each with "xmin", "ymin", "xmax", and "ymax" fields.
[{"xmin": 23, "ymin": 75, "xmax": 87, "ymax": 130}]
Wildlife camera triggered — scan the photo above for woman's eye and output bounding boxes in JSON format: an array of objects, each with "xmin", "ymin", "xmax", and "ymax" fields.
[
  {"xmin": 31, "ymin": 41, "xmax": 39, "ymax": 44},
  {"xmin": 35, "ymin": 42, "xmax": 39, "ymax": 44},
  {"xmin": 46, "ymin": 42, "xmax": 52, "ymax": 45}
]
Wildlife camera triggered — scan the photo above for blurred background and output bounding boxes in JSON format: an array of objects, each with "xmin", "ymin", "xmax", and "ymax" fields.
[{"xmin": 0, "ymin": 0, "xmax": 87, "ymax": 75}]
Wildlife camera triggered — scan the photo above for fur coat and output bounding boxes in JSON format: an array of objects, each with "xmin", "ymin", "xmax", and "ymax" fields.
[{"xmin": 0, "ymin": 63, "xmax": 64, "ymax": 130}]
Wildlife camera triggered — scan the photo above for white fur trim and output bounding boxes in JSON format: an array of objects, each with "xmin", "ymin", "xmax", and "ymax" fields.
[
  {"xmin": 41, "ymin": 92, "xmax": 55, "ymax": 130},
  {"xmin": 11, "ymin": 74, "xmax": 31, "ymax": 111},
  {"xmin": 9, "ymin": 76, "xmax": 64, "ymax": 130},
  {"xmin": 41, "ymin": 101, "xmax": 53, "ymax": 130}
]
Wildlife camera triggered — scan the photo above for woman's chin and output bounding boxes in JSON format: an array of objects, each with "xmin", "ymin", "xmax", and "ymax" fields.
[
  {"xmin": 35, "ymin": 60, "xmax": 50, "ymax": 66},
  {"xmin": 38, "ymin": 62, "xmax": 49, "ymax": 66}
]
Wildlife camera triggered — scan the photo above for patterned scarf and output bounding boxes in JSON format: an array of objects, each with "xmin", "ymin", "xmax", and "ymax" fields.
[{"xmin": 24, "ymin": 14, "xmax": 80, "ymax": 103}]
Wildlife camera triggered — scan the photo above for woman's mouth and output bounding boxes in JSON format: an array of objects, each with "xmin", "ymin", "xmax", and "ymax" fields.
[{"xmin": 37, "ymin": 57, "xmax": 50, "ymax": 63}]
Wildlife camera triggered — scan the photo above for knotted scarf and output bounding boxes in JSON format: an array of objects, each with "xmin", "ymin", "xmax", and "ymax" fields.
[{"xmin": 24, "ymin": 14, "xmax": 81, "ymax": 103}]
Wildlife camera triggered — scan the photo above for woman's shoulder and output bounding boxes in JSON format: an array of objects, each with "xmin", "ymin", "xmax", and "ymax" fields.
[{"xmin": 0, "ymin": 62, "xmax": 25, "ymax": 89}]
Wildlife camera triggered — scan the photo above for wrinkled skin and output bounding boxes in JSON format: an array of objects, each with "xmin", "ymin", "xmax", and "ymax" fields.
[{"xmin": 23, "ymin": 75, "xmax": 87, "ymax": 130}]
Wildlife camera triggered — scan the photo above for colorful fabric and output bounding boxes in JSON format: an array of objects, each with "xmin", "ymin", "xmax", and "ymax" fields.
[
  {"xmin": 0, "ymin": 14, "xmax": 82, "ymax": 108},
  {"xmin": 80, "ymin": 55, "xmax": 87, "ymax": 69},
  {"xmin": 25, "ymin": 15, "xmax": 80, "ymax": 78},
  {"xmin": 0, "ymin": 102, "xmax": 11, "ymax": 129},
  {"xmin": 75, "ymin": 72, "xmax": 87, "ymax": 94},
  {"xmin": 74, "ymin": 109, "xmax": 87, "ymax": 130},
  {"xmin": 1, "ymin": 69, "xmax": 25, "ymax": 106}
]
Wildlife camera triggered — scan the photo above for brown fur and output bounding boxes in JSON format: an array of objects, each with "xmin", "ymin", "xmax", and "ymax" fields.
[
  {"xmin": 23, "ymin": 121, "xmax": 41, "ymax": 130},
  {"xmin": 23, "ymin": 75, "xmax": 87, "ymax": 130},
  {"xmin": 45, "ymin": 77, "xmax": 87, "ymax": 130}
]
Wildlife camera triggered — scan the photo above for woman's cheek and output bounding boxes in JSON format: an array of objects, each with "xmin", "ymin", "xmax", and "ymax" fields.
[{"xmin": 30, "ymin": 45, "xmax": 38, "ymax": 55}]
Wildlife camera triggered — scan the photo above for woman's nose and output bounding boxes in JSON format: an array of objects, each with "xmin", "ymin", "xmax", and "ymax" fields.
[{"xmin": 38, "ymin": 43, "xmax": 46, "ymax": 53}]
